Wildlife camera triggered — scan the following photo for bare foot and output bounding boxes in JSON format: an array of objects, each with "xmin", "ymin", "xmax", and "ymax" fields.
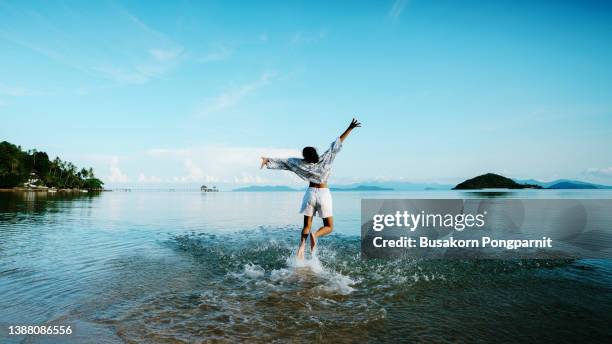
[
  {"xmin": 297, "ymin": 241, "xmax": 306, "ymax": 260},
  {"xmin": 310, "ymin": 232, "xmax": 317, "ymax": 253}
]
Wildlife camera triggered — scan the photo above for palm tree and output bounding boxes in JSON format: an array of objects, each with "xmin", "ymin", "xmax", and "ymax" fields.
[
  {"xmin": 49, "ymin": 157, "xmax": 61, "ymax": 185},
  {"xmin": 30, "ymin": 149, "xmax": 37, "ymax": 171},
  {"xmin": 63, "ymin": 162, "xmax": 76, "ymax": 187}
]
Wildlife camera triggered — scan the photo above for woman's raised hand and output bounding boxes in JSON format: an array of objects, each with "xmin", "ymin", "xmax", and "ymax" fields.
[
  {"xmin": 340, "ymin": 118, "xmax": 362, "ymax": 142},
  {"xmin": 349, "ymin": 118, "xmax": 362, "ymax": 129}
]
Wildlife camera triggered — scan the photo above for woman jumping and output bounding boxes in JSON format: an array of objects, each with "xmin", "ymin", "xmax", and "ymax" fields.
[{"xmin": 260, "ymin": 118, "xmax": 361, "ymax": 259}]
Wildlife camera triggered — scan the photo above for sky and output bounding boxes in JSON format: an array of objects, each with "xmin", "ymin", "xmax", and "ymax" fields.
[{"xmin": 1, "ymin": 0, "xmax": 611, "ymax": 189}]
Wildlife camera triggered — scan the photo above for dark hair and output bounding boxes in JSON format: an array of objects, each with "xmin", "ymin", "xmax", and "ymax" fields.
[{"xmin": 302, "ymin": 146, "xmax": 319, "ymax": 163}]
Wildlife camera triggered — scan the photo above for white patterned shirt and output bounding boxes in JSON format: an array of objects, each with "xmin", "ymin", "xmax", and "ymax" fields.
[{"xmin": 265, "ymin": 138, "xmax": 343, "ymax": 184}]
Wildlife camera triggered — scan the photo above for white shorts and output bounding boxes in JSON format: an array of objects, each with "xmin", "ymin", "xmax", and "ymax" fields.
[{"xmin": 300, "ymin": 187, "xmax": 333, "ymax": 218}]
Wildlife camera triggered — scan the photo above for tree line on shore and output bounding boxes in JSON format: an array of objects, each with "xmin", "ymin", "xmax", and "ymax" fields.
[{"xmin": 0, "ymin": 141, "xmax": 104, "ymax": 190}]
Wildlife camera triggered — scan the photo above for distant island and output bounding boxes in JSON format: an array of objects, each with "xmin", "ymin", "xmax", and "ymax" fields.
[
  {"xmin": 233, "ymin": 185, "xmax": 298, "ymax": 192},
  {"xmin": 548, "ymin": 181, "xmax": 598, "ymax": 189},
  {"xmin": 455, "ymin": 173, "xmax": 612, "ymax": 190},
  {"xmin": 332, "ymin": 181, "xmax": 452, "ymax": 191},
  {"xmin": 232, "ymin": 184, "xmax": 393, "ymax": 192},
  {"xmin": 515, "ymin": 178, "xmax": 612, "ymax": 189},
  {"xmin": 453, "ymin": 173, "xmax": 542, "ymax": 190},
  {"xmin": 330, "ymin": 185, "xmax": 392, "ymax": 191},
  {"xmin": 0, "ymin": 141, "xmax": 104, "ymax": 191},
  {"xmin": 233, "ymin": 178, "xmax": 612, "ymax": 192}
]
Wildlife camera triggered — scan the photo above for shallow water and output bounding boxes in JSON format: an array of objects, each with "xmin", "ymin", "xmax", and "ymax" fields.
[{"xmin": 0, "ymin": 190, "xmax": 611, "ymax": 343}]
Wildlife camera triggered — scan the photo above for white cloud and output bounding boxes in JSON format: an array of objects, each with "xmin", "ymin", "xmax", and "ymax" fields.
[
  {"xmin": 0, "ymin": 83, "xmax": 48, "ymax": 97},
  {"xmin": 93, "ymin": 65, "xmax": 150, "ymax": 84},
  {"xmin": 108, "ymin": 157, "xmax": 129, "ymax": 182},
  {"xmin": 388, "ymin": 0, "xmax": 409, "ymax": 20},
  {"xmin": 197, "ymin": 72, "xmax": 274, "ymax": 115},
  {"xmin": 115, "ymin": 5, "xmax": 170, "ymax": 43},
  {"xmin": 584, "ymin": 167, "xmax": 612, "ymax": 177},
  {"xmin": 138, "ymin": 173, "xmax": 162, "ymax": 183},
  {"xmin": 291, "ymin": 30, "xmax": 326, "ymax": 44},
  {"xmin": 198, "ymin": 46, "xmax": 232, "ymax": 63},
  {"xmin": 93, "ymin": 44, "xmax": 184, "ymax": 85},
  {"xmin": 1, "ymin": 5, "xmax": 184, "ymax": 86},
  {"xmin": 234, "ymin": 174, "xmax": 266, "ymax": 184},
  {"xmin": 150, "ymin": 47, "xmax": 184, "ymax": 62},
  {"xmin": 147, "ymin": 144, "xmax": 301, "ymax": 185},
  {"xmin": 183, "ymin": 158, "xmax": 206, "ymax": 182}
]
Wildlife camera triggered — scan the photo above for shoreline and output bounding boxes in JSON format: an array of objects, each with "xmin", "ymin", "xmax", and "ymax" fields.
[{"xmin": 0, "ymin": 188, "xmax": 107, "ymax": 193}]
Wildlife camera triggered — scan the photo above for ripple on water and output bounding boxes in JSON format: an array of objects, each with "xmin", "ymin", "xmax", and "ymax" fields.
[
  {"xmin": 88, "ymin": 228, "xmax": 394, "ymax": 342},
  {"xmin": 3, "ymin": 226, "xmax": 608, "ymax": 343},
  {"xmin": 100, "ymin": 228, "xmax": 608, "ymax": 343}
]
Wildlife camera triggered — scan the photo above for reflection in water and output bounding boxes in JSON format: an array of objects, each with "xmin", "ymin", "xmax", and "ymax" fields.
[
  {"xmin": 461, "ymin": 190, "xmax": 516, "ymax": 198},
  {"xmin": 0, "ymin": 190, "xmax": 611, "ymax": 343},
  {"xmin": 0, "ymin": 191, "xmax": 102, "ymax": 213}
]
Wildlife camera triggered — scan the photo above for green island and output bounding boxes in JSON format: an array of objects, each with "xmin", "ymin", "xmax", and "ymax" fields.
[
  {"xmin": 453, "ymin": 173, "xmax": 542, "ymax": 190},
  {"xmin": 0, "ymin": 141, "xmax": 104, "ymax": 192}
]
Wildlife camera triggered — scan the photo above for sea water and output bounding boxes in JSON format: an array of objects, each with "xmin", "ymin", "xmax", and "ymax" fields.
[{"xmin": 0, "ymin": 190, "xmax": 611, "ymax": 342}]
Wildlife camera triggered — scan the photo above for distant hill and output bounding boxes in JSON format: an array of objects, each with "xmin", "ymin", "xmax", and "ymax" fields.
[
  {"xmin": 232, "ymin": 185, "xmax": 298, "ymax": 192},
  {"xmin": 453, "ymin": 173, "xmax": 542, "ymax": 190},
  {"xmin": 233, "ymin": 184, "xmax": 394, "ymax": 192},
  {"xmin": 233, "ymin": 178, "xmax": 611, "ymax": 192},
  {"xmin": 515, "ymin": 178, "xmax": 612, "ymax": 189},
  {"xmin": 336, "ymin": 181, "xmax": 452, "ymax": 191},
  {"xmin": 330, "ymin": 185, "xmax": 392, "ymax": 191},
  {"xmin": 548, "ymin": 181, "xmax": 601, "ymax": 189}
]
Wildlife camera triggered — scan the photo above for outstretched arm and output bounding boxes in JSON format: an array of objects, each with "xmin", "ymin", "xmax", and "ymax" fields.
[
  {"xmin": 318, "ymin": 118, "xmax": 361, "ymax": 165},
  {"xmin": 260, "ymin": 157, "xmax": 291, "ymax": 170},
  {"xmin": 339, "ymin": 118, "xmax": 361, "ymax": 142}
]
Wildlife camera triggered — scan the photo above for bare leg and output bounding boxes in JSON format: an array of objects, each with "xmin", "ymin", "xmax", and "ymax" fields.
[
  {"xmin": 297, "ymin": 215, "xmax": 313, "ymax": 260},
  {"xmin": 311, "ymin": 217, "xmax": 333, "ymax": 252}
]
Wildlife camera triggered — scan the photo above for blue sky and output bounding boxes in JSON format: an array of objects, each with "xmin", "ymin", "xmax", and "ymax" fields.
[{"xmin": 1, "ymin": 0, "xmax": 611, "ymax": 188}]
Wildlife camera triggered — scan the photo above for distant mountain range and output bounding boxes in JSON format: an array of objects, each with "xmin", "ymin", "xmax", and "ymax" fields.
[
  {"xmin": 515, "ymin": 179, "xmax": 612, "ymax": 189},
  {"xmin": 333, "ymin": 181, "xmax": 453, "ymax": 191},
  {"xmin": 232, "ymin": 184, "xmax": 393, "ymax": 192},
  {"xmin": 329, "ymin": 185, "xmax": 392, "ymax": 191},
  {"xmin": 232, "ymin": 185, "xmax": 298, "ymax": 192},
  {"xmin": 232, "ymin": 181, "xmax": 454, "ymax": 192},
  {"xmin": 232, "ymin": 177, "xmax": 611, "ymax": 192}
]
